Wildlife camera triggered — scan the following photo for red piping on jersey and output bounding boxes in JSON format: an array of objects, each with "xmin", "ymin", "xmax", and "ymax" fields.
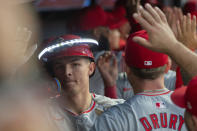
[
  {"xmin": 82, "ymin": 100, "xmax": 96, "ymax": 114},
  {"xmin": 64, "ymin": 93, "xmax": 96, "ymax": 116},
  {"xmin": 81, "ymin": 93, "xmax": 96, "ymax": 114},
  {"xmin": 136, "ymin": 90, "xmax": 172, "ymax": 96}
]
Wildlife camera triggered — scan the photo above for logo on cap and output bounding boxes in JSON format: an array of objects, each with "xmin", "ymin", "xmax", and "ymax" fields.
[{"xmin": 144, "ymin": 61, "xmax": 152, "ymax": 66}]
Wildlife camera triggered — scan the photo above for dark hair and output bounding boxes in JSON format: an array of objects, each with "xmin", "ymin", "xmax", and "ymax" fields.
[{"xmin": 130, "ymin": 65, "xmax": 167, "ymax": 80}]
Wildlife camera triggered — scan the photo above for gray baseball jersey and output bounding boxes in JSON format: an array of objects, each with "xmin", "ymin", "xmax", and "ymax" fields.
[
  {"xmin": 91, "ymin": 89, "xmax": 187, "ymax": 131},
  {"xmin": 117, "ymin": 70, "xmax": 176, "ymax": 100},
  {"xmin": 47, "ymin": 94, "xmax": 125, "ymax": 131}
]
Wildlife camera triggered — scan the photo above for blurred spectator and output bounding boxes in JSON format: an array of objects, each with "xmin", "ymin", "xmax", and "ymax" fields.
[{"xmin": 0, "ymin": 1, "xmax": 60, "ymax": 131}]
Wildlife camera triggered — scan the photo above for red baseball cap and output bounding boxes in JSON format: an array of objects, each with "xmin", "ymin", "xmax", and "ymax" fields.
[
  {"xmin": 125, "ymin": 30, "xmax": 168, "ymax": 68},
  {"xmin": 183, "ymin": 0, "xmax": 197, "ymax": 14},
  {"xmin": 78, "ymin": 5, "xmax": 129, "ymax": 31},
  {"xmin": 106, "ymin": 6, "xmax": 129, "ymax": 30},
  {"xmin": 78, "ymin": 5, "xmax": 108, "ymax": 31},
  {"xmin": 191, "ymin": 11, "xmax": 197, "ymax": 18},
  {"xmin": 171, "ymin": 76, "xmax": 197, "ymax": 117},
  {"xmin": 38, "ymin": 34, "xmax": 98, "ymax": 62}
]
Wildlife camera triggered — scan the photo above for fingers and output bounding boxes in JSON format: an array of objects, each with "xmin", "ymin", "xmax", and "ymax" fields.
[
  {"xmin": 133, "ymin": 4, "xmax": 168, "ymax": 32},
  {"xmin": 139, "ymin": 5, "xmax": 157, "ymax": 26},
  {"xmin": 182, "ymin": 15, "xmax": 187, "ymax": 33},
  {"xmin": 97, "ymin": 51, "xmax": 113, "ymax": 66},
  {"xmin": 16, "ymin": 27, "xmax": 32, "ymax": 42},
  {"xmin": 155, "ymin": 7, "xmax": 168, "ymax": 24},
  {"xmin": 144, "ymin": 4, "xmax": 161, "ymax": 23},
  {"xmin": 192, "ymin": 15, "xmax": 197, "ymax": 34},
  {"xmin": 97, "ymin": 56, "xmax": 104, "ymax": 67},
  {"xmin": 177, "ymin": 8, "xmax": 183, "ymax": 21},
  {"xmin": 186, "ymin": 14, "xmax": 192, "ymax": 32},
  {"xmin": 132, "ymin": 37, "xmax": 152, "ymax": 50},
  {"xmin": 102, "ymin": 51, "xmax": 113, "ymax": 62},
  {"xmin": 176, "ymin": 21, "xmax": 182, "ymax": 38},
  {"xmin": 23, "ymin": 44, "xmax": 37, "ymax": 64},
  {"xmin": 133, "ymin": 13, "xmax": 152, "ymax": 31}
]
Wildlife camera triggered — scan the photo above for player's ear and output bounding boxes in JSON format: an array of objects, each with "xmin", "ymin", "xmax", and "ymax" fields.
[
  {"xmin": 88, "ymin": 62, "xmax": 95, "ymax": 76},
  {"xmin": 125, "ymin": 64, "xmax": 131, "ymax": 76}
]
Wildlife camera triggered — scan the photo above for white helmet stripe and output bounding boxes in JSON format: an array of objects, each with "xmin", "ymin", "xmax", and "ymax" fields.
[{"xmin": 38, "ymin": 38, "xmax": 98, "ymax": 60}]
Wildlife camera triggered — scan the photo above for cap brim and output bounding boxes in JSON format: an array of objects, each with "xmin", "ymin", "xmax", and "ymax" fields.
[{"xmin": 171, "ymin": 86, "xmax": 187, "ymax": 108}]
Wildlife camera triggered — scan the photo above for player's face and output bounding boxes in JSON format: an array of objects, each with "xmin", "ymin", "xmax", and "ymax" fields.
[
  {"xmin": 184, "ymin": 111, "xmax": 197, "ymax": 131},
  {"xmin": 52, "ymin": 56, "xmax": 95, "ymax": 94}
]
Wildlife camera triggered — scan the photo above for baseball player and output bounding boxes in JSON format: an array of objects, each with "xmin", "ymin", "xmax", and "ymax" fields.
[
  {"xmin": 116, "ymin": 57, "xmax": 176, "ymax": 100},
  {"xmin": 91, "ymin": 30, "xmax": 187, "ymax": 131},
  {"xmin": 171, "ymin": 76, "xmax": 197, "ymax": 131},
  {"xmin": 38, "ymin": 34, "xmax": 124, "ymax": 131}
]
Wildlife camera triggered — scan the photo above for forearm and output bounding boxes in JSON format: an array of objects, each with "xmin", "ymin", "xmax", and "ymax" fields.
[
  {"xmin": 98, "ymin": 72, "xmax": 118, "ymax": 98},
  {"xmin": 167, "ymin": 41, "xmax": 197, "ymax": 78}
]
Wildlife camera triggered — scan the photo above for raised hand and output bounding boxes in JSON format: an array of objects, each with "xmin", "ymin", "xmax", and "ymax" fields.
[
  {"xmin": 97, "ymin": 51, "xmax": 118, "ymax": 87},
  {"xmin": 132, "ymin": 3, "xmax": 197, "ymax": 78},
  {"xmin": 132, "ymin": 4, "xmax": 178, "ymax": 54},
  {"xmin": 13, "ymin": 27, "xmax": 37, "ymax": 72},
  {"xmin": 163, "ymin": 7, "xmax": 183, "ymax": 38},
  {"xmin": 176, "ymin": 14, "xmax": 197, "ymax": 50}
]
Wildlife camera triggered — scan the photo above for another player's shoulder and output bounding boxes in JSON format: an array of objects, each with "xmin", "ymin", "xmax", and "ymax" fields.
[
  {"xmin": 93, "ymin": 94, "xmax": 125, "ymax": 107},
  {"xmin": 91, "ymin": 101, "xmax": 134, "ymax": 131}
]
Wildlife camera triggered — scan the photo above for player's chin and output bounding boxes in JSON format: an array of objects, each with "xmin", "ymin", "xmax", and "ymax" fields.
[{"xmin": 63, "ymin": 82, "xmax": 78, "ymax": 90}]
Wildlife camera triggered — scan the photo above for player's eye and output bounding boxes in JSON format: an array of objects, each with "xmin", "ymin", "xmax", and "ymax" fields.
[{"xmin": 72, "ymin": 63, "xmax": 80, "ymax": 67}]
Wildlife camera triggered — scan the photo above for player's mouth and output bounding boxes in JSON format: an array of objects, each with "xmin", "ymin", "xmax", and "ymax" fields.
[{"xmin": 64, "ymin": 79, "xmax": 76, "ymax": 84}]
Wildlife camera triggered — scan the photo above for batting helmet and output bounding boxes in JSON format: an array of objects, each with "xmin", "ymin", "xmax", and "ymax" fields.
[{"xmin": 38, "ymin": 34, "xmax": 98, "ymax": 62}]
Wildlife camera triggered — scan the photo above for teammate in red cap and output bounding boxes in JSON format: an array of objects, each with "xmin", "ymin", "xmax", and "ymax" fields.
[
  {"xmin": 38, "ymin": 34, "xmax": 124, "ymax": 131},
  {"xmin": 129, "ymin": 4, "xmax": 197, "ymax": 130},
  {"xmin": 91, "ymin": 30, "xmax": 187, "ymax": 131},
  {"xmin": 171, "ymin": 76, "xmax": 197, "ymax": 131}
]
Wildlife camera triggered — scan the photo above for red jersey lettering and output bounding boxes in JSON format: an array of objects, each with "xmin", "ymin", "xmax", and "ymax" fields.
[
  {"xmin": 160, "ymin": 113, "xmax": 167, "ymax": 128},
  {"xmin": 140, "ymin": 117, "xmax": 152, "ymax": 131},
  {"xmin": 150, "ymin": 114, "xmax": 160, "ymax": 129},
  {"xmin": 178, "ymin": 115, "xmax": 184, "ymax": 131},
  {"xmin": 169, "ymin": 114, "xmax": 178, "ymax": 129}
]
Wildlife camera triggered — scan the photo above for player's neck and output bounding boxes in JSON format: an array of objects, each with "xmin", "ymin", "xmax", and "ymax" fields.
[
  {"xmin": 58, "ymin": 86, "xmax": 92, "ymax": 115},
  {"xmin": 132, "ymin": 76, "xmax": 166, "ymax": 95}
]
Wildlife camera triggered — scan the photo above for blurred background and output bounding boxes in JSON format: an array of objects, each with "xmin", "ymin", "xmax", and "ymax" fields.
[{"xmin": 33, "ymin": 0, "xmax": 188, "ymax": 40}]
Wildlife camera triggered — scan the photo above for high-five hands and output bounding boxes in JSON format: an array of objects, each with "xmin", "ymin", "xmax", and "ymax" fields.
[
  {"xmin": 176, "ymin": 14, "xmax": 197, "ymax": 50},
  {"xmin": 132, "ymin": 4, "xmax": 178, "ymax": 54}
]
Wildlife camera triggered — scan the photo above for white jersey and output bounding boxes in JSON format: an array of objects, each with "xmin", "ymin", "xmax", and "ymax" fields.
[
  {"xmin": 91, "ymin": 89, "xmax": 187, "ymax": 131},
  {"xmin": 117, "ymin": 70, "xmax": 176, "ymax": 100},
  {"xmin": 46, "ymin": 94, "xmax": 125, "ymax": 131}
]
